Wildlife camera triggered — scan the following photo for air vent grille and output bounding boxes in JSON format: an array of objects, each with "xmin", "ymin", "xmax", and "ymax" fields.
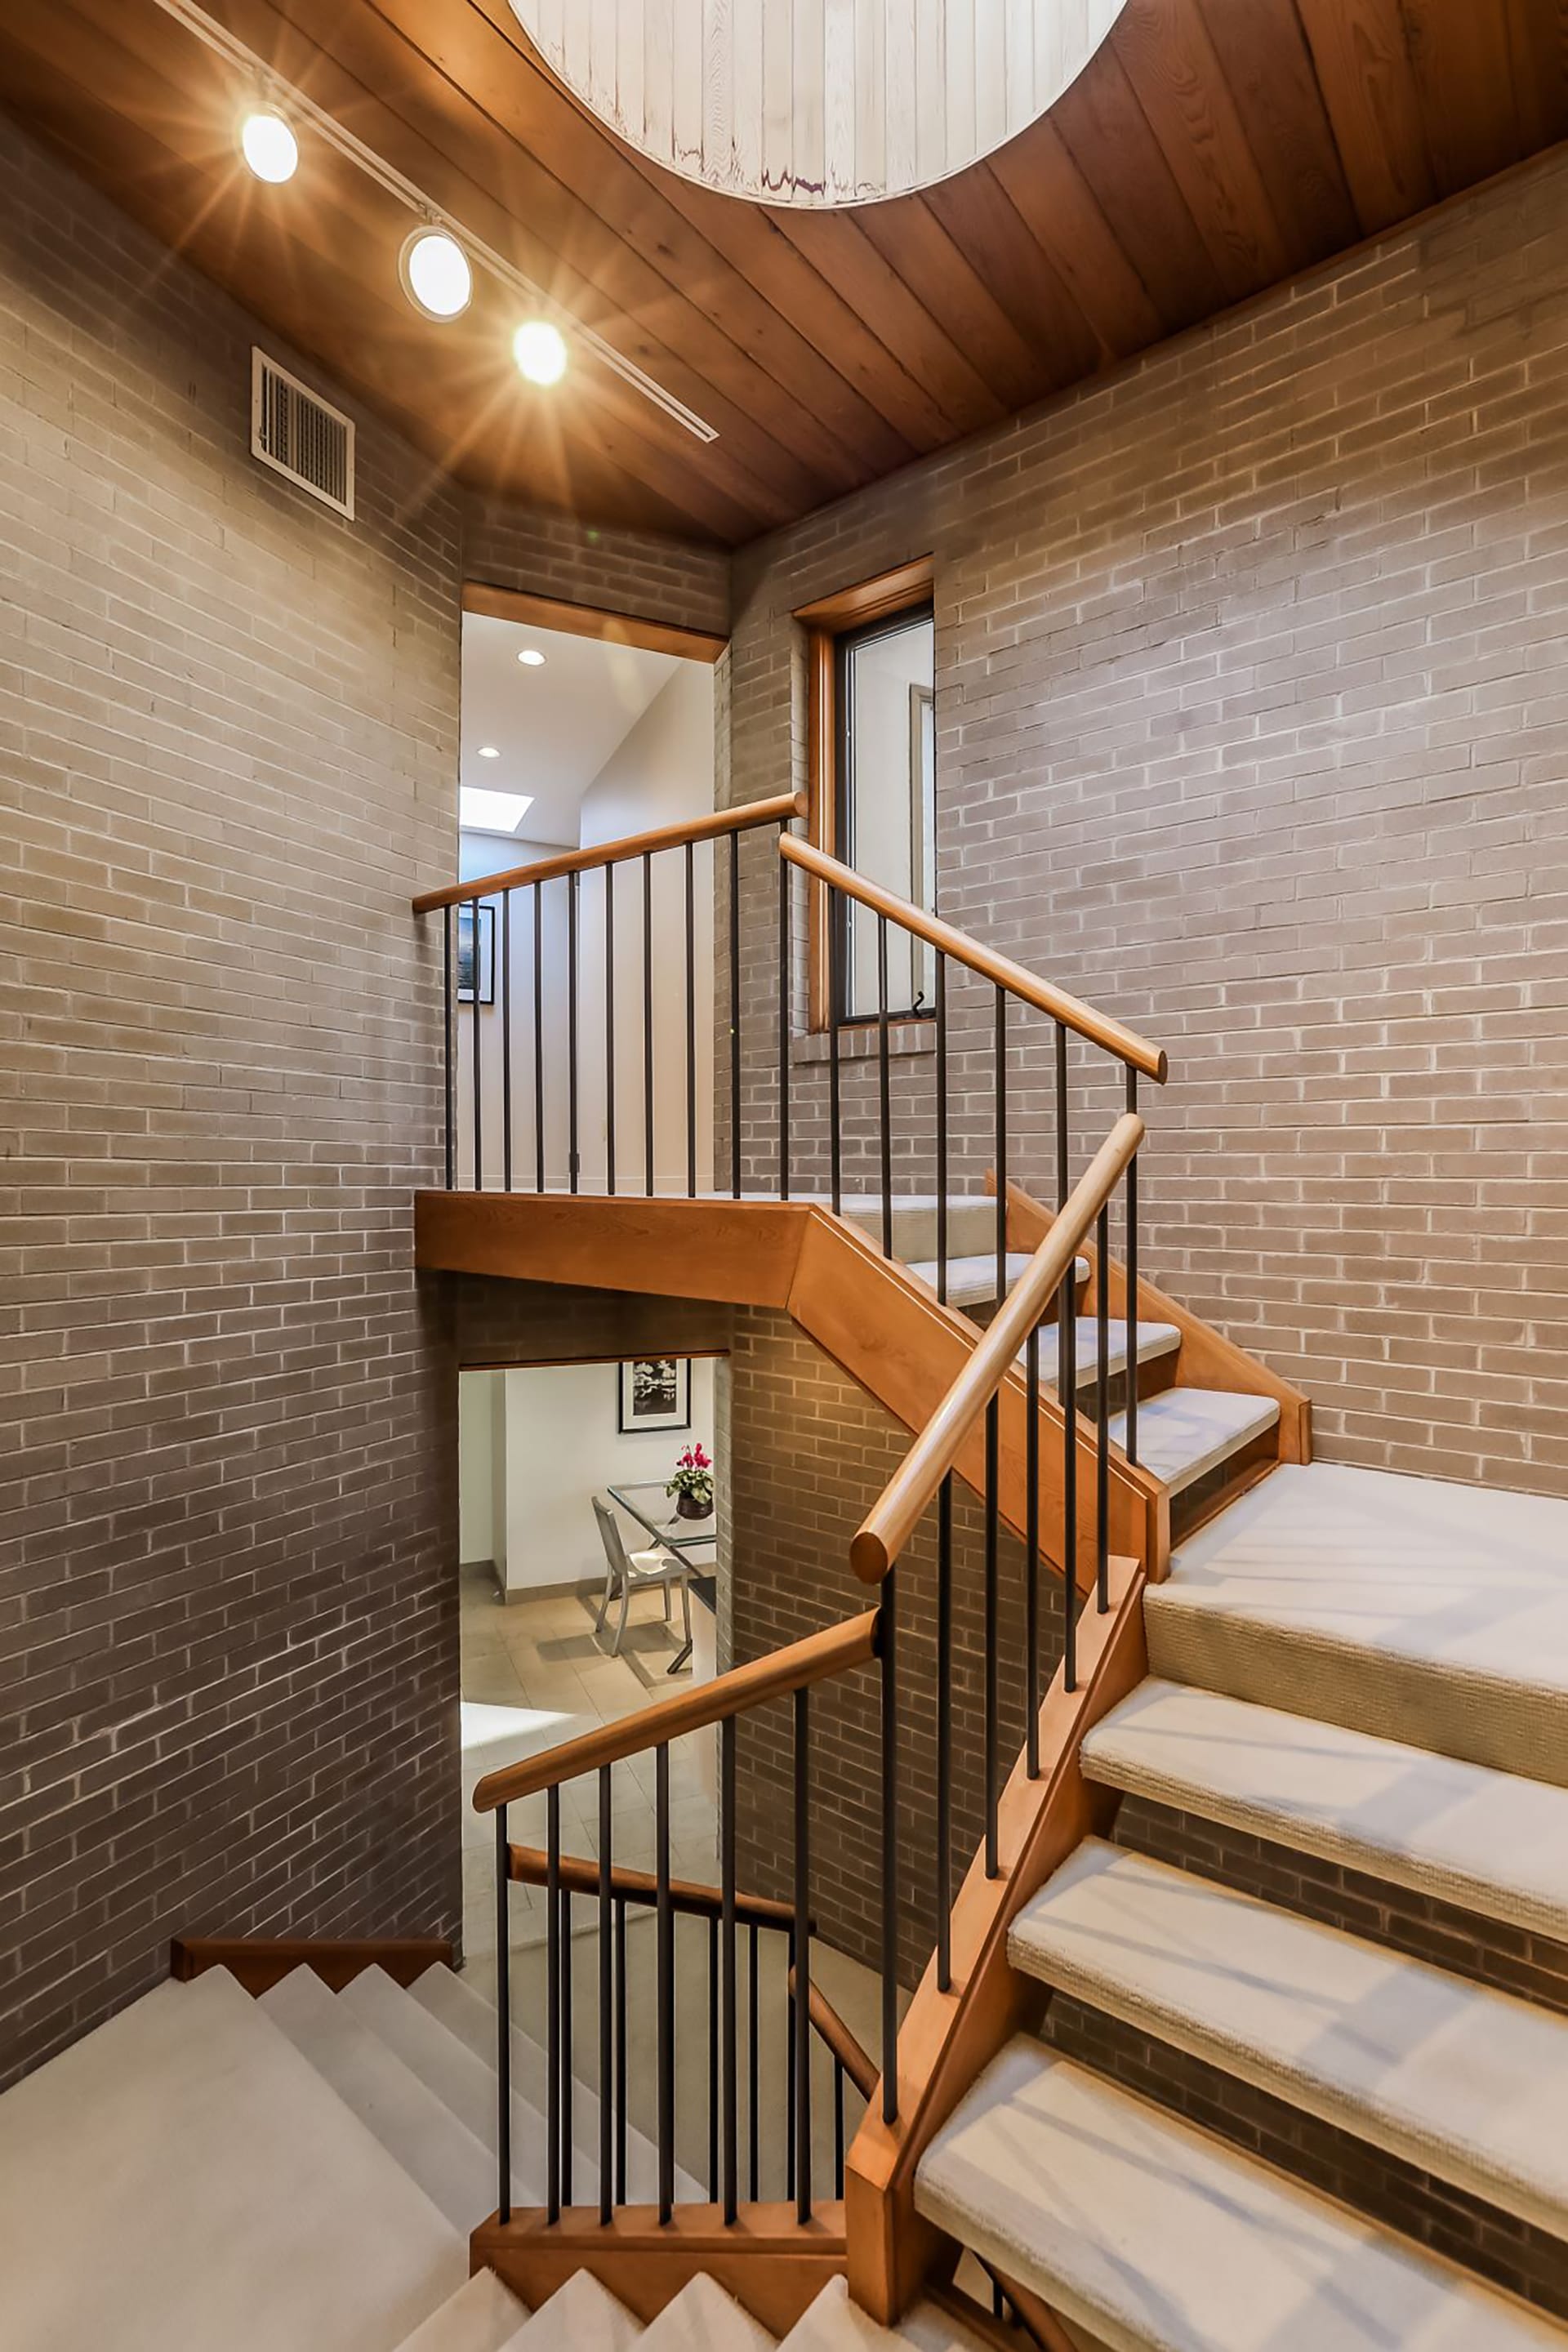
[{"xmin": 250, "ymin": 349, "xmax": 354, "ymax": 518}]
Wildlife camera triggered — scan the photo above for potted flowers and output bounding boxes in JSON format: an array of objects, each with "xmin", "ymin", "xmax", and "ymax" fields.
[{"xmin": 666, "ymin": 1441, "xmax": 714, "ymax": 1521}]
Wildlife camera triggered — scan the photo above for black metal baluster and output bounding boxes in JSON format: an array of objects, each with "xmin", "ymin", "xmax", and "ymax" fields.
[
  {"xmin": 984, "ymin": 1396, "xmax": 1000, "ymax": 1875},
  {"xmin": 880, "ymin": 1570, "xmax": 898, "ymax": 2125},
  {"xmin": 707, "ymin": 1913, "xmax": 719, "ymax": 2201},
  {"xmin": 568, "ymin": 872, "xmax": 580, "ymax": 1196},
  {"xmin": 747, "ymin": 1921, "xmax": 760, "ymax": 2200},
  {"xmin": 443, "ymin": 905, "xmax": 456, "ymax": 1191},
  {"xmin": 615, "ymin": 1896, "xmax": 628, "ymax": 2203},
  {"xmin": 560, "ymin": 1870, "xmax": 574, "ymax": 2206},
  {"xmin": 721, "ymin": 1717, "xmax": 738, "ymax": 2223},
  {"xmin": 777, "ymin": 853, "xmax": 791, "ymax": 1200},
  {"xmin": 877, "ymin": 915, "xmax": 892, "ymax": 1258},
  {"xmin": 793, "ymin": 1686, "xmax": 812, "ymax": 2223},
  {"xmin": 1055, "ymin": 1022, "xmax": 1069, "ymax": 1210},
  {"xmin": 472, "ymin": 898, "xmax": 483, "ymax": 1192},
  {"xmin": 496, "ymin": 1804, "xmax": 511, "ymax": 2223},
  {"xmin": 532, "ymin": 881, "xmax": 545, "ymax": 1193},
  {"xmin": 644, "ymin": 853, "xmax": 655, "ymax": 1197},
  {"xmin": 686, "ymin": 841, "xmax": 697, "ymax": 1199},
  {"xmin": 604, "ymin": 866, "xmax": 616, "ymax": 1197},
  {"xmin": 599, "ymin": 1768, "xmax": 612, "ymax": 2222},
  {"xmin": 656, "ymin": 1744, "xmax": 675, "ymax": 2224},
  {"xmin": 1097, "ymin": 1203, "xmax": 1111, "ymax": 1612},
  {"xmin": 546, "ymin": 1786, "xmax": 561, "ymax": 2222},
  {"xmin": 1026, "ymin": 1321, "xmax": 1041, "ymax": 1779},
  {"xmin": 729, "ymin": 831, "xmax": 742, "ymax": 1200},
  {"xmin": 501, "ymin": 891, "xmax": 514, "ymax": 1193},
  {"xmin": 994, "ymin": 986, "xmax": 1006, "ymax": 1304},
  {"xmin": 1125, "ymin": 1070, "xmax": 1139, "ymax": 1467},
  {"xmin": 936, "ymin": 1472, "xmax": 953, "ymax": 1992},
  {"xmin": 935, "ymin": 953, "xmax": 947, "ymax": 1303},
  {"xmin": 1061, "ymin": 1265, "xmax": 1079, "ymax": 1694},
  {"xmin": 828, "ymin": 886, "xmax": 842, "ymax": 1217}
]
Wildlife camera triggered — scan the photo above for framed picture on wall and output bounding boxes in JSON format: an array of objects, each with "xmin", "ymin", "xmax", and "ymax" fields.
[
  {"xmin": 457, "ymin": 901, "xmax": 496, "ymax": 1005},
  {"xmin": 617, "ymin": 1357, "xmax": 691, "ymax": 1434}
]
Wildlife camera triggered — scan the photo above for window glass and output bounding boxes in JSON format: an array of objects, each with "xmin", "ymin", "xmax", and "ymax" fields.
[{"xmin": 838, "ymin": 608, "xmax": 936, "ymax": 1018}]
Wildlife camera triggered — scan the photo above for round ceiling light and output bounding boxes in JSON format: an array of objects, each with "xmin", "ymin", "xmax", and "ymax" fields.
[
  {"xmin": 239, "ymin": 109, "xmax": 299, "ymax": 185},
  {"xmin": 513, "ymin": 320, "xmax": 568, "ymax": 386},
  {"xmin": 516, "ymin": 648, "xmax": 546, "ymax": 668},
  {"xmin": 507, "ymin": 1, "xmax": 1129, "ymax": 207},
  {"xmin": 478, "ymin": 744, "xmax": 501, "ymax": 758},
  {"xmin": 400, "ymin": 228, "xmax": 473, "ymax": 320}
]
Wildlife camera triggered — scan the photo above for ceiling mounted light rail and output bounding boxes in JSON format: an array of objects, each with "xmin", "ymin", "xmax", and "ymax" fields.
[{"xmin": 509, "ymin": 0, "xmax": 1129, "ymax": 207}]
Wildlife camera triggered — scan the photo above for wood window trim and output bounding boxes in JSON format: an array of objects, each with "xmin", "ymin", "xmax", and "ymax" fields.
[
  {"xmin": 463, "ymin": 580, "xmax": 728, "ymax": 666},
  {"xmin": 795, "ymin": 557, "xmax": 935, "ymax": 1031}
]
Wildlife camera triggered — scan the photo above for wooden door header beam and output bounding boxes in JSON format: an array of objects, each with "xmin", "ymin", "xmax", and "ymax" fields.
[{"xmin": 464, "ymin": 581, "xmax": 728, "ymax": 665}]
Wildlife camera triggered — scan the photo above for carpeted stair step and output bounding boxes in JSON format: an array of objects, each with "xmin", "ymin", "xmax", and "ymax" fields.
[
  {"xmin": 779, "ymin": 2275, "xmax": 1022, "ymax": 2350},
  {"xmin": 638, "ymin": 2271, "xmax": 777, "ymax": 2350},
  {"xmin": 1144, "ymin": 1462, "xmax": 1568, "ymax": 1785},
  {"xmin": 1010, "ymin": 1838, "xmax": 1568, "ymax": 2237},
  {"xmin": 1080, "ymin": 1677, "xmax": 1568, "ymax": 1943},
  {"xmin": 915, "ymin": 2038, "xmax": 1568, "ymax": 2351},
  {"xmin": 500, "ymin": 2270, "xmax": 643, "ymax": 2350},
  {"xmin": 1110, "ymin": 1387, "xmax": 1279, "ymax": 1494},
  {"xmin": 904, "ymin": 1250, "xmax": 1044, "ymax": 1305},
  {"xmin": 1024, "ymin": 1315, "xmax": 1182, "ymax": 1386},
  {"xmin": 260, "ymin": 1965, "xmax": 499, "ymax": 2233},
  {"xmin": 837, "ymin": 1196, "xmax": 1002, "ymax": 1262},
  {"xmin": 392, "ymin": 2269, "xmax": 530, "ymax": 2350}
]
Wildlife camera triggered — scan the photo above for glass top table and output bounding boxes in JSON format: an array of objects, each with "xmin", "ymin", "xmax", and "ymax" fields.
[{"xmin": 605, "ymin": 1482, "xmax": 715, "ymax": 1672}]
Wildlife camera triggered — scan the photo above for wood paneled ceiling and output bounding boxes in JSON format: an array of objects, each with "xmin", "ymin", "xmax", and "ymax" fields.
[{"xmin": 2, "ymin": 0, "xmax": 1566, "ymax": 546}]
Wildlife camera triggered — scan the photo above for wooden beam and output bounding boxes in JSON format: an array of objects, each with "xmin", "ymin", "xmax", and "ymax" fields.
[
  {"xmin": 413, "ymin": 1192, "xmax": 809, "ymax": 1310},
  {"xmin": 473, "ymin": 2201, "xmax": 846, "ymax": 2336},
  {"xmin": 461, "ymin": 581, "xmax": 728, "ymax": 666}
]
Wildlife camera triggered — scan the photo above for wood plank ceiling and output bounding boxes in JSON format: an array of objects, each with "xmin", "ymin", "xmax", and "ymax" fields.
[{"xmin": 2, "ymin": 0, "xmax": 1565, "ymax": 546}]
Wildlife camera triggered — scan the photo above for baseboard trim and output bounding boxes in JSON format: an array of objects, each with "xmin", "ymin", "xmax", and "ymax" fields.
[{"xmin": 170, "ymin": 1936, "xmax": 456, "ymax": 1995}]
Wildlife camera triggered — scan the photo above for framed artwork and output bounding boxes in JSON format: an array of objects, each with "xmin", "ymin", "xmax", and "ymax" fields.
[
  {"xmin": 457, "ymin": 901, "xmax": 496, "ymax": 1005},
  {"xmin": 617, "ymin": 1356, "xmax": 691, "ymax": 1434}
]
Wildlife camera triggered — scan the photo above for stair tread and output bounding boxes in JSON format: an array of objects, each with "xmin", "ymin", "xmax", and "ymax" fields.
[
  {"xmin": 1080, "ymin": 1677, "xmax": 1568, "ymax": 1943},
  {"xmin": 260, "ymin": 1965, "xmax": 497, "ymax": 2234},
  {"xmin": 916, "ymin": 2038, "xmax": 1567, "ymax": 2352},
  {"xmin": 501, "ymin": 2270, "xmax": 642, "ymax": 2351},
  {"xmin": 0, "ymin": 1970, "xmax": 464, "ymax": 2352},
  {"xmin": 1011, "ymin": 1838, "xmax": 1568, "ymax": 2237},
  {"xmin": 780, "ymin": 2276, "xmax": 1019, "ymax": 2352},
  {"xmin": 1111, "ymin": 1386, "xmax": 1279, "ymax": 1494},
  {"xmin": 392, "ymin": 2269, "xmax": 530, "ymax": 2352},
  {"xmin": 1148, "ymin": 1461, "xmax": 1568, "ymax": 1781},
  {"xmin": 1020, "ymin": 1316, "xmax": 1182, "ymax": 1383},
  {"xmin": 639, "ymin": 2272, "xmax": 776, "ymax": 2350}
]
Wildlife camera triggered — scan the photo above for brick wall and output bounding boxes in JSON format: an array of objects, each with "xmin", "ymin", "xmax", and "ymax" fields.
[
  {"xmin": 724, "ymin": 145, "xmax": 1568, "ymax": 1496},
  {"xmin": 463, "ymin": 492, "xmax": 731, "ymax": 640},
  {"xmin": 0, "ymin": 114, "xmax": 470, "ymax": 2087}
]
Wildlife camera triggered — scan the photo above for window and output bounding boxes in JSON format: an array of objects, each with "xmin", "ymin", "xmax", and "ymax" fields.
[{"xmin": 836, "ymin": 607, "xmax": 936, "ymax": 1018}]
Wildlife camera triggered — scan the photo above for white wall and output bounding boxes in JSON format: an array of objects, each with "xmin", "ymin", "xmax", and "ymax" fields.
[
  {"xmin": 501, "ymin": 1356, "xmax": 717, "ymax": 1595},
  {"xmin": 457, "ymin": 1369, "xmax": 509, "ymax": 1570},
  {"xmin": 844, "ymin": 617, "xmax": 935, "ymax": 1017},
  {"xmin": 452, "ymin": 831, "xmax": 574, "ymax": 1190}
]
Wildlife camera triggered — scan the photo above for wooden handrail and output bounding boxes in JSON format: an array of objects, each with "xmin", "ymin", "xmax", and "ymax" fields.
[
  {"xmin": 779, "ymin": 835, "xmax": 1167, "ymax": 1083},
  {"xmin": 472, "ymin": 1609, "xmax": 880, "ymax": 1812},
  {"xmin": 413, "ymin": 789, "xmax": 807, "ymax": 915},
  {"xmin": 788, "ymin": 1966, "xmax": 880, "ymax": 2101},
  {"xmin": 849, "ymin": 1113, "xmax": 1146, "ymax": 1584},
  {"xmin": 508, "ymin": 1846, "xmax": 802, "ymax": 1935}
]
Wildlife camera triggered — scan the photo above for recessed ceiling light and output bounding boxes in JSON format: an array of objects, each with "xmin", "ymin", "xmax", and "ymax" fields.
[
  {"xmin": 516, "ymin": 647, "xmax": 546, "ymax": 668},
  {"xmin": 461, "ymin": 786, "xmax": 534, "ymax": 834},
  {"xmin": 239, "ymin": 109, "xmax": 299, "ymax": 184},
  {"xmin": 477, "ymin": 744, "xmax": 501, "ymax": 759},
  {"xmin": 513, "ymin": 320, "xmax": 568, "ymax": 386},
  {"xmin": 400, "ymin": 228, "xmax": 472, "ymax": 320}
]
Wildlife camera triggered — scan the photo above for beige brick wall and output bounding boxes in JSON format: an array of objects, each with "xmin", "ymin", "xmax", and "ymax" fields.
[
  {"xmin": 464, "ymin": 492, "xmax": 731, "ymax": 639},
  {"xmin": 725, "ymin": 147, "xmax": 1568, "ymax": 1494},
  {"xmin": 0, "ymin": 113, "xmax": 469, "ymax": 2083}
]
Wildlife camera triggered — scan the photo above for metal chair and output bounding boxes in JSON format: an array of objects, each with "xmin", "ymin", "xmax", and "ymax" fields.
[{"xmin": 592, "ymin": 1496, "xmax": 691, "ymax": 1659}]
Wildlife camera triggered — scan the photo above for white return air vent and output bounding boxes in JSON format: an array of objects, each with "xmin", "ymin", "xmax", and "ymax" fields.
[{"xmin": 250, "ymin": 348, "xmax": 354, "ymax": 519}]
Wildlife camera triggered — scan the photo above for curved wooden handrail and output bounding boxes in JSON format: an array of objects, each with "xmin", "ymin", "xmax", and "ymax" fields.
[
  {"xmin": 849, "ymin": 1113, "xmax": 1146, "ymax": 1584},
  {"xmin": 787, "ymin": 1966, "xmax": 880, "ymax": 2101},
  {"xmin": 472, "ymin": 1609, "xmax": 880, "ymax": 1813},
  {"xmin": 779, "ymin": 835, "xmax": 1167, "ymax": 1083},
  {"xmin": 413, "ymin": 789, "xmax": 807, "ymax": 915},
  {"xmin": 508, "ymin": 1846, "xmax": 803, "ymax": 1935}
]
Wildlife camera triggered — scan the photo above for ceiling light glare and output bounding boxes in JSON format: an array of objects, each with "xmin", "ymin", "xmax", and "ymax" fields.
[
  {"xmin": 461, "ymin": 786, "xmax": 534, "ymax": 834},
  {"xmin": 240, "ymin": 109, "xmax": 298, "ymax": 185},
  {"xmin": 477, "ymin": 744, "xmax": 501, "ymax": 758},
  {"xmin": 516, "ymin": 647, "xmax": 546, "ymax": 668},
  {"xmin": 513, "ymin": 320, "xmax": 568, "ymax": 386},
  {"xmin": 401, "ymin": 228, "xmax": 473, "ymax": 320}
]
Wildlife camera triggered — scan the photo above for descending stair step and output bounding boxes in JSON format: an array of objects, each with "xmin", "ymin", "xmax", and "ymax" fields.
[
  {"xmin": 837, "ymin": 1196, "xmax": 1004, "ymax": 1261},
  {"xmin": 639, "ymin": 2272, "xmax": 776, "ymax": 2350},
  {"xmin": 1023, "ymin": 1315, "xmax": 1181, "ymax": 1385},
  {"xmin": 916, "ymin": 2039, "xmax": 1568, "ymax": 2352},
  {"xmin": 260, "ymin": 1967, "xmax": 497, "ymax": 2234},
  {"xmin": 779, "ymin": 2274, "xmax": 1030, "ymax": 2351},
  {"xmin": 341, "ymin": 1966, "xmax": 571, "ymax": 2204},
  {"xmin": 1010, "ymin": 1838, "xmax": 1568, "ymax": 2238},
  {"xmin": 1146, "ymin": 1462, "xmax": 1568, "ymax": 1786},
  {"xmin": 1111, "ymin": 1387, "xmax": 1279, "ymax": 1494},
  {"xmin": 1080, "ymin": 1678, "xmax": 1568, "ymax": 1944},
  {"xmin": 903, "ymin": 1252, "xmax": 1091, "ymax": 1307},
  {"xmin": 393, "ymin": 2269, "xmax": 529, "ymax": 2351},
  {"xmin": 501, "ymin": 2270, "xmax": 642, "ymax": 2351}
]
